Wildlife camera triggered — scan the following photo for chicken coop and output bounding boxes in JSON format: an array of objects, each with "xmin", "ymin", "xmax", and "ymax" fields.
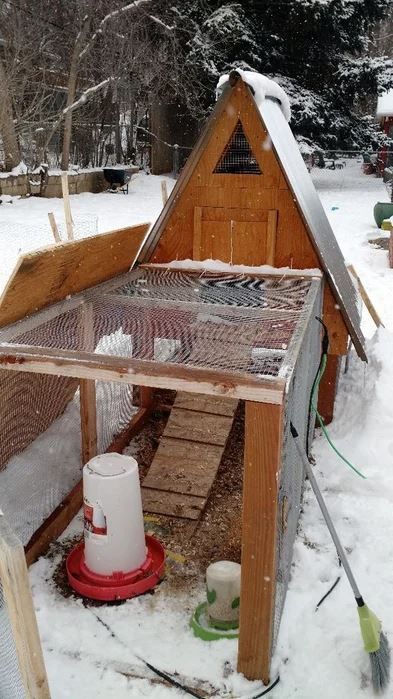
[{"xmin": 0, "ymin": 70, "xmax": 367, "ymax": 689}]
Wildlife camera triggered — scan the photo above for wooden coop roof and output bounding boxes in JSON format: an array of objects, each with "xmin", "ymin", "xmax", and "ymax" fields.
[{"xmin": 137, "ymin": 73, "xmax": 366, "ymax": 362}]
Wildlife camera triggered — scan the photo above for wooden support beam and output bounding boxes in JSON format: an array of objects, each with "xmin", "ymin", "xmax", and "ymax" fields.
[
  {"xmin": 79, "ymin": 302, "xmax": 97, "ymax": 464},
  {"xmin": 80, "ymin": 379, "xmax": 97, "ymax": 463},
  {"xmin": 61, "ymin": 173, "xmax": 74, "ymax": 240},
  {"xmin": 238, "ymin": 401, "xmax": 283, "ymax": 683},
  {"xmin": 48, "ymin": 212, "xmax": 61, "ymax": 243},
  {"xmin": 347, "ymin": 264, "xmax": 384, "ymax": 328},
  {"xmin": 0, "ymin": 516, "xmax": 51, "ymax": 697},
  {"xmin": 0, "ymin": 345, "xmax": 286, "ymax": 404},
  {"xmin": 161, "ymin": 180, "xmax": 168, "ymax": 206},
  {"xmin": 25, "ymin": 480, "xmax": 83, "ymax": 566}
]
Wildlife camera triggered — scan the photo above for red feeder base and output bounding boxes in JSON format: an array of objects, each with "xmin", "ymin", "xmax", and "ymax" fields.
[{"xmin": 66, "ymin": 534, "xmax": 165, "ymax": 601}]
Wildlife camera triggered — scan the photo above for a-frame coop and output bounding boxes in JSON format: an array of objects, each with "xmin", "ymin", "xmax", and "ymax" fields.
[
  {"xmin": 138, "ymin": 71, "xmax": 367, "ymax": 420},
  {"xmin": 0, "ymin": 72, "xmax": 367, "ymax": 688}
]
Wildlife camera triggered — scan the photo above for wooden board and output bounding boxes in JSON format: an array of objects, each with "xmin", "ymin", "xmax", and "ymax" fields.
[
  {"xmin": 0, "ymin": 222, "xmax": 149, "ymax": 328},
  {"xmin": 174, "ymin": 391, "xmax": 237, "ymax": 416},
  {"xmin": 143, "ymin": 437, "xmax": 225, "ymax": 497},
  {"xmin": 142, "ymin": 391, "xmax": 238, "ymax": 520},
  {"xmin": 164, "ymin": 407, "xmax": 233, "ymax": 446},
  {"xmin": 141, "ymin": 489, "xmax": 205, "ymax": 520}
]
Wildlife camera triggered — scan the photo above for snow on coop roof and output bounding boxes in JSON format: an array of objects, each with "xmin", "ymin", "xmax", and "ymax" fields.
[
  {"xmin": 217, "ymin": 69, "xmax": 291, "ymax": 122},
  {"xmin": 376, "ymin": 89, "xmax": 393, "ymax": 118}
]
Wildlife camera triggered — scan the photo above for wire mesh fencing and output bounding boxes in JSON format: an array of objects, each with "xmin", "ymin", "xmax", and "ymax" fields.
[
  {"xmin": 0, "ymin": 369, "xmax": 136, "ymax": 547},
  {"xmin": 0, "ymin": 579, "xmax": 26, "ymax": 699},
  {"xmin": 273, "ymin": 285, "xmax": 323, "ymax": 648},
  {"xmin": 1, "ymin": 267, "xmax": 319, "ymax": 383}
]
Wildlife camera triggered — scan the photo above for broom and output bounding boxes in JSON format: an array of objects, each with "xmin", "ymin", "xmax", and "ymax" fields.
[{"xmin": 290, "ymin": 423, "xmax": 391, "ymax": 693}]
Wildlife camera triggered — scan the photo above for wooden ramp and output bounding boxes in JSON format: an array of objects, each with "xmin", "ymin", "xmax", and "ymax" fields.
[{"xmin": 142, "ymin": 392, "xmax": 237, "ymax": 520}]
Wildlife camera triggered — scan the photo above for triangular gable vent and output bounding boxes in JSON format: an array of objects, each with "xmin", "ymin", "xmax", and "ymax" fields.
[{"xmin": 213, "ymin": 120, "xmax": 262, "ymax": 174}]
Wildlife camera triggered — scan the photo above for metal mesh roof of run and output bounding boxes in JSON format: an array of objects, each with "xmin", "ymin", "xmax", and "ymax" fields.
[{"xmin": 0, "ymin": 267, "xmax": 322, "ymax": 398}]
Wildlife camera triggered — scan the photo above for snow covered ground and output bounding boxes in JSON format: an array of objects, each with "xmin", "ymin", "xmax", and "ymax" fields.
[{"xmin": 1, "ymin": 163, "xmax": 393, "ymax": 698}]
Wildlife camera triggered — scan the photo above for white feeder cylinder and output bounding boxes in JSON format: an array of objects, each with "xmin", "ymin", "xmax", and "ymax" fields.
[
  {"xmin": 206, "ymin": 560, "xmax": 241, "ymax": 628},
  {"xmin": 83, "ymin": 453, "xmax": 146, "ymax": 577}
]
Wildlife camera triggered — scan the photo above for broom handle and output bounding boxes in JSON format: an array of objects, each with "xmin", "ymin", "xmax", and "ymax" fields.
[{"xmin": 291, "ymin": 424, "xmax": 362, "ymax": 601}]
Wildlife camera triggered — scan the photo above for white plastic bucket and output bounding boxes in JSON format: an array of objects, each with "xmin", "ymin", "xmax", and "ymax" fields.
[{"xmin": 83, "ymin": 453, "xmax": 146, "ymax": 576}]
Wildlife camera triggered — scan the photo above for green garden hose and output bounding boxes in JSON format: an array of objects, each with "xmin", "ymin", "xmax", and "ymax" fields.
[{"xmin": 311, "ymin": 319, "xmax": 366, "ymax": 480}]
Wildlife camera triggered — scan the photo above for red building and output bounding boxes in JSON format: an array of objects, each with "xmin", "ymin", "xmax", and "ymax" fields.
[{"xmin": 376, "ymin": 90, "xmax": 393, "ymax": 175}]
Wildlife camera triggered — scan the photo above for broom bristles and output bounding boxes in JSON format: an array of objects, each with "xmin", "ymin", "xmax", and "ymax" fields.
[{"xmin": 369, "ymin": 631, "xmax": 391, "ymax": 694}]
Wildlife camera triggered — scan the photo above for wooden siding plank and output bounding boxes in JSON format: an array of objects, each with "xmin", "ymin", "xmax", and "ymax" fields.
[
  {"xmin": 266, "ymin": 210, "xmax": 278, "ymax": 265},
  {"xmin": 193, "ymin": 206, "xmax": 202, "ymax": 260}
]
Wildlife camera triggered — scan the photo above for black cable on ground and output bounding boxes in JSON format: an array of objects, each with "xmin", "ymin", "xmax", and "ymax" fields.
[
  {"xmin": 142, "ymin": 659, "xmax": 204, "ymax": 699},
  {"xmin": 84, "ymin": 601, "xmax": 280, "ymax": 698},
  {"xmin": 315, "ymin": 576, "xmax": 341, "ymax": 611},
  {"xmin": 250, "ymin": 675, "xmax": 280, "ymax": 697}
]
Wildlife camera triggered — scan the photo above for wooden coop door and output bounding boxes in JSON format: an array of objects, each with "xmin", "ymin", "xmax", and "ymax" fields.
[{"xmin": 193, "ymin": 207, "xmax": 277, "ymax": 265}]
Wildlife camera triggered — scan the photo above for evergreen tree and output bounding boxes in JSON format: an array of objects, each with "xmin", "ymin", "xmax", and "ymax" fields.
[{"xmin": 168, "ymin": 0, "xmax": 393, "ymax": 149}]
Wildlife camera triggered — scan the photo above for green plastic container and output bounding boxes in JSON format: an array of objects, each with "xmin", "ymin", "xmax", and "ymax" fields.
[
  {"xmin": 373, "ymin": 202, "xmax": 393, "ymax": 228},
  {"xmin": 190, "ymin": 602, "xmax": 239, "ymax": 641}
]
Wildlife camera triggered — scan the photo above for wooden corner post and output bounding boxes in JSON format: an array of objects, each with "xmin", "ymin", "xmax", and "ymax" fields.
[
  {"xmin": 80, "ymin": 302, "xmax": 97, "ymax": 464},
  {"xmin": 0, "ymin": 515, "xmax": 50, "ymax": 698},
  {"xmin": 238, "ymin": 400, "xmax": 283, "ymax": 683}
]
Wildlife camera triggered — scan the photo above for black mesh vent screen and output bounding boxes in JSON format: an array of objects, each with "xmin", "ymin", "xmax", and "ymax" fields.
[{"xmin": 213, "ymin": 121, "xmax": 262, "ymax": 174}]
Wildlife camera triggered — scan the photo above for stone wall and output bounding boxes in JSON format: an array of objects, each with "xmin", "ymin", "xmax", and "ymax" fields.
[
  {"xmin": 0, "ymin": 174, "xmax": 29, "ymax": 197},
  {"xmin": 0, "ymin": 170, "xmax": 106, "ymax": 198}
]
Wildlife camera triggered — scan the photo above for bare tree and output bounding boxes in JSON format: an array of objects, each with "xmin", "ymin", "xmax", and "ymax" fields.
[{"xmin": 0, "ymin": 56, "xmax": 20, "ymax": 169}]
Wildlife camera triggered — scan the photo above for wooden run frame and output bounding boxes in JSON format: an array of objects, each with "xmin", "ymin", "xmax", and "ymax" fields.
[
  {"xmin": 0, "ymin": 265, "xmax": 322, "ymax": 683},
  {"xmin": 0, "ymin": 515, "xmax": 50, "ymax": 698}
]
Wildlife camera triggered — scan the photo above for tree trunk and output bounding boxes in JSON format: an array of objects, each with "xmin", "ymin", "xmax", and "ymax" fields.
[
  {"xmin": 115, "ymin": 103, "xmax": 122, "ymax": 164},
  {"xmin": 0, "ymin": 59, "xmax": 20, "ymax": 170},
  {"xmin": 61, "ymin": 65, "xmax": 78, "ymax": 170},
  {"xmin": 61, "ymin": 16, "xmax": 91, "ymax": 171}
]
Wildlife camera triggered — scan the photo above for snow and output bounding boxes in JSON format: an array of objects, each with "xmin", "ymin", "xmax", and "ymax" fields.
[
  {"xmin": 1, "ymin": 162, "xmax": 393, "ymax": 697},
  {"xmin": 0, "ymin": 172, "xmax": 173, "ymax": 293},
  {"xmin": 217, "ymin": 69, "xmax": 291, "ymax": 122},
  {"xmin": 376, "ymin": 89, "xmax": 393, "ymax": 118},
  {"xmin": 161, "ymin": 258, "xmax": 321, "ymax": 277},
  {"xmin": 0, "ymin": 162, "xmax": 27, "ymax": 178}
]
